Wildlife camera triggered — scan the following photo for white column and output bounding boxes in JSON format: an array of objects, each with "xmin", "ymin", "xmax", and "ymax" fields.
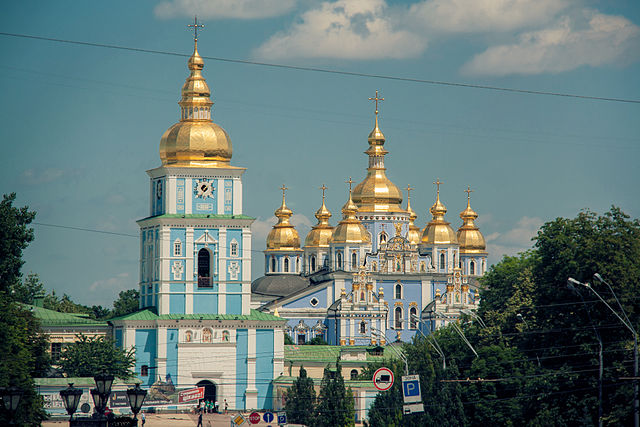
[
  {"xmin": 233, "ymin": 178, "xmax": 243, "ymax": 215},
  {"xmin": 125, "ymin": 327, "xmax": 136, "ymax": 351},
  {"xmin": 156, "ymin": 327, "xmax": 167, "ymax": 380},
  {"xmin": 245, "ymin": 328, "xmax": 258, "ymax": 409},
  {"xmin": 185, "ymin": 178, "xmax": 192, "ymax": 214},
  {"xmin": 167, "ymin": 176, "xmax": 176, "ymax": 214},
  {"xmin": 186, "ymin": 228, "xmax": 194, "ymax": 282},
  {"xmin": 242, "ymin": 229, "xmax": 252, "ymax": 315},
  {"xmin": 421, "ymin": 279, "xmax": 431, "ymax": 308},
  {"xmin": 217, "ymin": 178, "xmax": 225, "ymax": 215}
]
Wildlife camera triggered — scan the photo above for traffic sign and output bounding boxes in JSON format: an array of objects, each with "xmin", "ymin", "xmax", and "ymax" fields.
[
  {"xmin": 403, "ymin": 403, "xmax": 425, "ymax": 414},
  {"xmin": 232, "ymin": 414, "xmax": 246, "ymax": 425},
  {"xmin": 263, "ymin": 411, "xmax": 274, "ymax": 423},
  {"xmin": 249, "ymin": 412, "xmax": 261, "ymax": 424},
  {"xmin": 373, "ymin": 367, "xmax": 394, "ymax": 391},
  {"xmin": 402, "ymin": 374, "xmax": 422, "ymax": 404},
  {"xmin": 277, "ymin": 412, "xmax": 287, "ymax": 425}
]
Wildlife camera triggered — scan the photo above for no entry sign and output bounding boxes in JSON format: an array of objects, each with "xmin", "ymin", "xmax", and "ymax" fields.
[{"xmin": 373, "ymin": 367, "xmax": 394, "ymax": 391}]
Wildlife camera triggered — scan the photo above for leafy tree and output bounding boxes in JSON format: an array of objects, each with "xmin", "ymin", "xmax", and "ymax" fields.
[
  {"xmin": 59, "ymin": 334, "xmax": 135, "ymax": 380},
  {"xmin": 284, "ymin": 334, "xmax": 294, "ymax": 345},
  {"xmin": 10, "ymin": 272, "xmax": 46, "ymax": 305},
  {"xmin": 315, "ymin": 361, "xmax": 354, "ymax": 427},
  {"xmin": 112, "ymin": 289, "xmax": 140, "ymax": 318},
  {"xmin": 284, "ymin": 366, "xmax": 316, "ymax": 425},
  {"xmin": 0, "ymin": 193, "xmax": 36, "ymax": 295},
  {"xmin": 306, "ymin": 336, "xmax": 329, "ymax": 345}
]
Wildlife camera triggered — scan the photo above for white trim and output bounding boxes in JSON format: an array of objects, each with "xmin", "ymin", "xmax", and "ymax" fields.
[
  {"xmin": 184, "ymin": 178, "xmax": 192, "ymax": 214},
  {"xmin": 233, "ymin": 178, "xmax": 242, "ymax": 215},
  {"xmin": 217, "ymin": 178, "xmax": 225, "ymax": 215},
  {"xmin": 167, "ymin": 176, "xmax": 176, "ymax": 214}
]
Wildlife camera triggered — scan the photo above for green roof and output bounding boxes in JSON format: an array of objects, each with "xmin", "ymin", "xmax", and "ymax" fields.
[
  {"xmin": 24, "ymin": 305, "xmax": 108, "ymax": 327},
  {"xmin": 284, "ymin": 345, "xmax": 398, "ymax": 364},
  {"xmin": 138, "ymin": 213, "xmax": 255, "ymax": 222},
  {"xmin": 273, "ymin": 375, "xmax": 376, "ymax": 388},
  {"xmin": 110, "ymin": 308, "xmax": 284, "ymax": 322}
]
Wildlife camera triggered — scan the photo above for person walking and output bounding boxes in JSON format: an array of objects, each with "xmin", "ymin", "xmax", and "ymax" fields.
[
  {"xmin": 224, "ymin": 399, "xmax": 228, "ymax": 414},
  {"xmin": 197, "ymin": 407, "xmax": 203, "ymax": 427},
  {"xmin": 141, "ymin": 411, "xmax": 146, "ymax": 426}
]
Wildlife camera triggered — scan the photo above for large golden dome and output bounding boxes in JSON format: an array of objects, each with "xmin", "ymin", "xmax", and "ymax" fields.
[
  {"xmin": 266, "ymin": 187, "xmax": 302, "ymax": 251},
  {"xmin": 405, "ymin": 185, "xmax": 421, "ymax": 245},
  {"xmin": 331, "ymin": 186, "xmax": 372, "ymax": 244},
  {"xmin": 457, "ymin": 188, "xmax": 486, "ymax": 253},
  {"xmin": 305, "ymin": 186, "xmax": 334, "ymax": 247},
  {"xmin": 421, "ymin": 180, "xmax": 458, "ymax": 245},
  {"xmin": 159, "ymin": 41, "xmax": 233, "ymax": 167},
  {"xmin": 351, "ymin": 113, "xmax": 403, "ymax": 213}
]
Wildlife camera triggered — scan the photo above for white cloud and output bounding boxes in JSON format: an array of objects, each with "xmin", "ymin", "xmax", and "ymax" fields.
[
  {"xmin": 21, "ymin": 168, "xmax": 83, "ymax": 185},
  {"xmin": 250, "ymin": 213, "xmax": 312, "ymax": 250},
  {"xmin": 90, "ymin": 272, "xmax": 130, "ymax": 292},
  {"xmin": 486, "ymin": 216, "xmax": 542, "ymax": 264},
  {"xmin": 253, "ymin": 0, "xmax": 427, "ymax": 60},
  {"xmin": 462, "ymin": 11, "xmax": 640, "ymax": 76},
  {"xmin": 408, "ymin": 0, "xmax": 569, "ymax": 34},
  {"xmin": 154, "ymin": 0, "xmax": 296, "ymax": 20}
]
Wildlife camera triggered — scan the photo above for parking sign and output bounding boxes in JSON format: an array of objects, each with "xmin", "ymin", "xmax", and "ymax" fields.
[{"xmin": 402, "ymin": 374, "xmax": 422, "ymax": 404}]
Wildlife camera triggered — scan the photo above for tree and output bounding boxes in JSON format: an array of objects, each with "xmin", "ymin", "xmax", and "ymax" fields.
[
  {"xmin": 112, "ymin": 289, "xmax": 140, "ymax": 318},
  {"xmin": 284, "ymin": 366, "xmax": 316, "ymax": 425},
  {"xmin": 284, "ymin": 334, "xmax": 294, "ymax": 345},
  {"xmin": 59, "ymin": 334, "xmax": 135, "ymax": 380},
  {"xmin": 10, "ymin": 272, "xmax": 46, "ymax": 305},
  {"xmin": 315, "ymin": 361, "xmax": 355, "ymax": 427},
  {"xmin": 0, "ymin": 193, "xmax": 35, "ymax": 295},
  {"xmin": 307, "ymin": 336, "xmax": 329, "ymax": 345}
]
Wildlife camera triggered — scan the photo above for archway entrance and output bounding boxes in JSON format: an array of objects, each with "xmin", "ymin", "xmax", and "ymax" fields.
[{"xmin": 196, "ymin": 380, "xmax": 217, "ymax": 410}]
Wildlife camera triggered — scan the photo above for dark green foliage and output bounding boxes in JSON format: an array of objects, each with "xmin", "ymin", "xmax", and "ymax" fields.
[
  {"xmin": 10, "ymin": 272, "xmax": 46, "ymax": 305},
  {"xmin": 59, "ymin": 334, "xmax": 136, "ymax": 380},
  {"xmin": 0, "ymin": 193, "xmax": 35, "ymax": 295},
  {"xmin": 111, "ymin": 289, "xmax": 140, "ymax": 318},
  {"xmin": 307, "ymin": 336, "xmax": 329, "ymax": 345},
  {"xmin": 284, "ymin": 366, "xmax": 316, "ymax": 425},
  {"xmin": 284, "ymin": 334, "xmax": 294, "ymax": 345},
  {"xmin": 315, "ymin": 361, "xmax": 355, "ymax": 427}
]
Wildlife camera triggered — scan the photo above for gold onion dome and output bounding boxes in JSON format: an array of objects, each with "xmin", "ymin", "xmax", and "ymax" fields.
[
  {"xmin": 421, "ymin": 180, "xmax": 458, "ymax": 245},
  {"xmin": 331, "ymin": 181, "xmax": 371, "ymax": 244},
  {"xmin": 351, "ymin": 94, "xmax": 403, "ymax": 213},
  {"xmin": 159, "ymin": 40, "xmax": 233, "ymax": 167},
  {"xmin": 457, "ymin": 187, "xmax": 486, "ymax": 253},
  {"xmin": 405, "ymin": 185, "xmax": 421, "ymax": 245},
  {"xmin": 305, "ymin": 185, "xmax": 335, "ymax": 247},
  {"xmin": 266, "ymin": 186, "xmax": 302, "ymax": 251}
]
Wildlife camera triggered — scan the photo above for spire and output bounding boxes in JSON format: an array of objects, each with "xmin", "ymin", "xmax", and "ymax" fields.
[
  {"xmin": 421, "ymin": 178, "xmax": 458, "ymax": 245},
  {"xmin": 430, "ymin": 178, "xmax": 447, "ymax": 220},
  {"xmin": 304, "ymin": 184, "xmax": 334, "ymax": 248},
  {"xmin": 266, "ymin": 185, "xmax": 301, "ymax": 251},
  {"xmin": 274, "ymin": 184, "xmax": 293, "ymax": 223},
  {"xmin": 330, "ymin": 178, "xmax": 371, "ymax": 244},
  {"xmin": 315, "ymin": 184, "xmax": 332, "ymax": 223},
  {"xmin": 457, "ymin": 185, "xmax": 486, "ymax": 253}
]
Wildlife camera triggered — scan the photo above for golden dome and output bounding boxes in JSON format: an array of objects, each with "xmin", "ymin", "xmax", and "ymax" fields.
[
  {"xmin": 421, "ymin": 179, "xmax": 458, "ymax": 245},
  {"xmin": 331, "ymin": 182, "xmax": 372, "ymax": 244},
  {"xmin": 305, "ymin": 185, "xmax": 334, "ymax": 247},
  {"xmin": 405, "ymin": 185, "xmax": 421, "ymax": 245},
  {"xmin": 159, "ymin": 40, "xmax": 233, "ymax": 168},
  {"xmin": 457, "ymin": 187, "xmax": 486, "ymax": 253},
  {"xmin": 351, "ymin": 102, "xmax": 403, "ymax": 213},
  {"xmin": 266, "ymin": 186, "xmax": 302, "ymax": 251}
]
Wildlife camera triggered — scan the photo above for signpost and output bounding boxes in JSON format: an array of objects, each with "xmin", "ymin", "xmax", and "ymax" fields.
[
  {"xmin": 232, "ymin": 413, "xmax": 247, "ymax": 425},
  {"xmin": 178, "ymin": 386, "xmax": 205, "ymax": 403},
  {"xmin": 263, "ymin": 411, "xmax": 275, "ymax": 423},
  {"xmin": 249, "ymin": 412, "xmax": 261, "ymax": 424},
  {"xmin": 277, "ymin": 412, "xmax": 287, "ymax": 425},
  {"xmin": 402, "ymin": 374, "xmax": 424, "ymax": 414},
  {"xmin": 373, "ymin": 367, "xmax": 394, "ymax": 391}
]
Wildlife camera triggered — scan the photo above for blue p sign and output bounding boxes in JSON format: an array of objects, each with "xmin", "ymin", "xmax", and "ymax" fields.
[
  {"xmin": 404, "ymin": 380, "xmax": 420, "ymax": 397},
  {"xmin": 277, "ymin": 413, "xmax": 287, "ymax": 424}
]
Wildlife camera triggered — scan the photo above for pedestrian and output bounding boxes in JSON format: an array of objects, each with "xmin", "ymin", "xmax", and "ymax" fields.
[
  {"xmin": 214, "ymin": 400, "xmax": 219, "ymax": 413},
  {"xmin": 224, "ymin": 399, "xmax": 228, "ymax": 414},
  {"xmin": 197, "ymin": 407, "xmax": 203, "ymax": 427},
  {"xmin": 141, "ymin": 411, "xmax": 146, "ymax": 426}
]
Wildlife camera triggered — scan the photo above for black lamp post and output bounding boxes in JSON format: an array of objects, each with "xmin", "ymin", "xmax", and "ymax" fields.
[
  {"xmin": 90, "ymin": 389, "xmax": 109, "ymax": 416},
  {"xmin": 0, "ymin": 386, "xmax": 23, "ymax": 424},
  {"xmin": 126, "ymin": 384, "xmax": 147, "ymax": 423},
  {"xmin": 93, "ymin": 373, "xmax": 114, "ymax": 397},
  {"xmin": 59, "ymin": 383, "xmax": 83, "ymax": 421}
]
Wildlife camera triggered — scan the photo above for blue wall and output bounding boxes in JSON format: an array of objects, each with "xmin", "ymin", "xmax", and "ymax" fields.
[
  {"xmin": 135, "ymin": 329, "xmax": 157, "ymax": 386},
  {"xmin": 256, "ymin": 329, "xmax": 274, "ymax": 409},
  {"xmin": 226, "ymin": 294, "xmax": 242, "ymax": 315},
  {"xmin": 114, "ymin": 329, "xmax": 123, "ymax": 348},
  {"xmin": 235, "ymin": 329, "xmax": 248, "ymax": 409},
  {"xmin": 170, "ymin": 294, "xmax": 185, "ymax": 314},
  {"xmin": 194, "ymin": 294, "xmax": 218, "ymax": 314},
  {"xmin": 166, "ymin": 329, "xmax": 179, "ymax": 386}
]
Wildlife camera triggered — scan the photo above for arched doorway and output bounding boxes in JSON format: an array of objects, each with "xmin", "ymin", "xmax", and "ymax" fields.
[{"xmin": 196, "ymin": 380, "xmax": 217, "ymax": 410}]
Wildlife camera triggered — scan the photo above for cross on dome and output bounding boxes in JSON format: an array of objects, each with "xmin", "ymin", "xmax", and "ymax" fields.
[
  {"xmin": 320, "ymin": 184, "xmax": 328, "ymax": 201},
  {"xmin": 368, "ymin": 90, "xmax": 384, "ymax": 116},
  {"xmin": 434, "ymin": 178, "xmax": 443, "ymax": 196},
  {"xmin": 346, "ymin": 177, "xmax": 354, "ymax": 193},
  {"xmin": 280, "ymin": 184, "xmax": 288, "ymax": 200},
  {"xmin": 188, "ymin": 16, "xmax": 205, "ymax": 42},
  {"xmin": 464, "ymin": 185, "xmax": 474, "ymax": 200}
]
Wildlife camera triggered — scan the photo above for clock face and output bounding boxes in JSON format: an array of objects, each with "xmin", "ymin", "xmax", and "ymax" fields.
[{"xmin": 195, "ymin": 180, "xmax": 214, "ymax": 198}]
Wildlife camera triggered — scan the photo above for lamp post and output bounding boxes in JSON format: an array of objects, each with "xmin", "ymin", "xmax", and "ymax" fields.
[
  {"xmin": 0, "ymin": 386, "xmax": 23, "ymax": 424},
  {"xmin": 59, "ymin": 383, "xmax": 83, "ymax": 422},
  {"xmin": 411, "ymin": 314, "xmax": 446, "ymax": 370},
  {"xmin": 126, "ymin": 384, "xmax": 147, "ymax": 424},
  {"xmin": 568, "ymin": 276, "xmax": 639, "ymax": 427},
  {"xmin": 371, "ymin": 327, "xmax": 409, "ymax": 375},
  {"xmin": 431, "ymin": 313, "xmax": 478, "ymax": 358}
]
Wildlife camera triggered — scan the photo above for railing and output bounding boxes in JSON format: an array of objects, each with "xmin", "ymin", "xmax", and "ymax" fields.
[{"xmin": 198, "ymin": 276, "xmax": 212, "ymax": 288}]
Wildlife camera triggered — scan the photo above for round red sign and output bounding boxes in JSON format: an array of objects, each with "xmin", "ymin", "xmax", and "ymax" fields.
[
  {"xmin": 373, "ymin": 367, "xmax": 395, "ymax": 391},
  {"xmin": 249, "ymin": 412, "xmax": 261, "ymax": 424}
]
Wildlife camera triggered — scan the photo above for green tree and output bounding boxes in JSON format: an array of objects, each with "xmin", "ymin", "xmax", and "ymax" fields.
[
  {"xmin": 10, "ymin": 272, "xmax": 46, "ymax": 305},
  {"xmin": 59, "ymin": 334, "xmax": 136, "ymax": 380},
  {"xmin": 112, "ymin": 289, "xmax": 140, "ymax": 318},
  {"xmin": 315, "ymin": 361, "xmax": 355, "ymax": 427},
  {"xmin": 0, "ymin": 193, "xmax": 35, "ymax": 295},
  {"xmin": 306, "ymin": 336, "xmax": 329, "ymax": 345},
  {"xmin": 284, "ymin": 366, "xmax": 316, "ymax": 425}
]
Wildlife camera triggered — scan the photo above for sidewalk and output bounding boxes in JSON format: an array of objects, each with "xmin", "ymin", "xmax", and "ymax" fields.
[{"xmin": 42, "ymin": 412, "xmax": 279, "ymax": 426}]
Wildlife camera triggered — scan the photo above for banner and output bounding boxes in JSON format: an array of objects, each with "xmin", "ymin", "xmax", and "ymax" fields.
[{"xmin": 178, "ymin": 387, "xmax": 205, "ymax": 403}]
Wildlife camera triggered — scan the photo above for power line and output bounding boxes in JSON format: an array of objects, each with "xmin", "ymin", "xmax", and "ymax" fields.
[{"xmin": 1, "ymin": 31, "xmax": 639, "ymax": 105}]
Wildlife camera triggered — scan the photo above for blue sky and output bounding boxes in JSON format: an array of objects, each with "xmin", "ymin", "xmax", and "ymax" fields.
[{"xmin": 1, "ymin": 0, "xmax": 639, "ymax": 307}]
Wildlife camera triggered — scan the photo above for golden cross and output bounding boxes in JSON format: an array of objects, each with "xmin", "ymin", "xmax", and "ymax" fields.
[
  {"xmin": 188, "ymin": 16, "xmax": 205, "ymax": 42},
  {"xmin": 320, "ymin": 184, "xmax": 327, "ymax": 201},
  {"xmin": 406, "ymin": 184, "xmax": 414, "ymax": 199},
  {"xmin": 368, "ymin": 90, "xmax": 384, "ymax": 116},
  {"xmin": 464, "ymin": 185, "xmax": 473, "ymax": 201},
  {"xmin": 346, "ymin": 177, "xmax": 354, "ymax": 192},
  {"xmin": 433, "ymin": 178, "xmax": 443, "ymax": 195}
]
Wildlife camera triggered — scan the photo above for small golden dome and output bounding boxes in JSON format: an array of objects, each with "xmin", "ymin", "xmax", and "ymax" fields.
[
  {"xmin": 266, "ymin": 186, "xmax": 302, "ymax": 251},
  {"xmin": 352, "ymin": 111, "xmax": 403, "ymax": 213},
  {"xmin": 305, "ymin": 185, "xmax": 334, "ymax": 247},
  {"xmin": 331, "ymin": 182, "xmax": 372, "ymax": 244},
  {"xmin": 421, "ymin": 179, "xmax": 458, "ymax": 245},
  {"xmin": 159, "ymin": 40, "xmax": 233, "ymax": 168},
  {"xmin": 405, "ymin": 185, "xmax": 421, "ymax": 245},
  {"xmin": 457, "ymin": 187, "xmax": 486, "ymax": 253}
]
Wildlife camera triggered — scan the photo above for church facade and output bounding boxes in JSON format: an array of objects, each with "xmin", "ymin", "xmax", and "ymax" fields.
[
  {"xmin": 252, "ymin": 98, "xmax": 488, "ymax": 346},
  {"xmin": 110, "ymin": 36, "xmax": 285, "ymax": 411}
]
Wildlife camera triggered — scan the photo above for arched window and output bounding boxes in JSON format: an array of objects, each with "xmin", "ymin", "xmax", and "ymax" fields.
[
  {"xmin": 198, "ymin": 248, "xmax": 211, "ymax": 287},
  {"xmin": 470, "ymin": 261, "xmax": 475, "ymax": 275},
  {"xmin": 296, "ymin": 257, "xmax": 300, "ymax": 272},
  {"xmin": 360, "ymin": 291, "xmax": 365, "ymax": 301},
  {"xmin": 420, "ymin": 262, "xmax": 426, "ymax": 272},
  {"xmin": 230, "ymin": 241, "xmax": 238, "ymax": 257},
  {"xmin": 395, "ymin": 307, "xmax": 403, "ymax": 329},
  {"xmin": 379, "ymin": 232, "xmax": 387, "ymax": 245},
  {"xmin": 310, "ymin": 255, "xmax": 316, "ymax": 272},
  {"xmin": 351, "ymin": 252, "xmax": 357, "ymax": 269},
  {"xmin": 372, "ymin": 261, "xmax": 378, "ymax": 271},
  {"xmin": 284, "ymin": 257, "xmax": 289, "ymax": 272},
  {"xmin": 360, "ymin": 321, "xmax": 366, "ymax": 334},
  {"xmin": 271, "ymin": 256, "xmax": 276, "ymax": 272},
  {"xmin": 222, "ymin": 330, "xmax": 230, "ymax": 342},
  {"xmin": 141, "ymin": 365, "xmax": 149, "ymax": 377},
  {"xmin": 185, "ymin": 330, "xmax": 193, "ymax": 343},
  {"xmin": 409, "ymin": 307, "xmax": 417, "ymax": 329},
  {"xmin": 202, "ymin": 328, "xmax": 212, "ymax": 343},
  {"xmin": 439, "ymin": 253, "xmax": 445, "ymax": 270},
  {"xmin": 453, "ymin": 253, "xmax": 457, "ymax": 268},
  {"xmin": 173, "ymin": 239, "xmax": 182, "ymax": 256},
  {"xmin": 350, "ymin": 369, "xmax": 358, "ymax": 380},
  {"xmin": 395, "ymin": 283, "xmax": 402, "ymax": 299},
  {"xmin": 337, "ymin": 252, "xmax": 343, "ymax": 269}
]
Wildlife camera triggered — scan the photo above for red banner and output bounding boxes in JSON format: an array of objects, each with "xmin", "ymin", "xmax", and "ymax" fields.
[{"xmin": 178, "ymin": 387, "xmax": 205, "ymax": 403}]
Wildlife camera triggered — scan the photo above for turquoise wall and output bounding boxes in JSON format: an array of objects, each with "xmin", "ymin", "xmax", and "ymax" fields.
[
  {"xmin": 256, "ymin": 329, "xmax": 274, "ymax": 409},
  {"xmin": 235, "ymin": 329, "xmax": 248, "ymax": 409},
  {"xmin": 166, "ymin": 328, "xmax": 179, "ymax": 385},
  {"xmin": 135, "ymin": 329, "xmax": 157, "ymax": 386}
]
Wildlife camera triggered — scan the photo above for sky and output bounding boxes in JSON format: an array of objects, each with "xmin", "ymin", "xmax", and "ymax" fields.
[{"xmin": 1, "ymin": 0, "xmax": 639, "ymax": 307}]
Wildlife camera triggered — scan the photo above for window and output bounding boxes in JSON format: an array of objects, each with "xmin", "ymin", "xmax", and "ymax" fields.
[
  {"xmin": 395, "ymin": 283, "xmax": 402, "ymax": 299},
  {"xmin": 297, "ymin": 334, "xmax": 306, "ymax": 345},
  {"xmin": 50, "ymin": 342, "xmax": 63, "ymax": 362},
  {"xmin": 141, "ymin": 365, "xmax": 149, "ymax": 376},
  {"xmin": 173, "ymin": 239, "xmax": 182, "ymax": 256},
  {"xmin": 420, "ymin": 262, "xmax": 426, "ymax": 272},
  {"xmin": 350, "ymin": 369, "xmax": 358, "ymax": 380},
  {"xmin": 296, "ymin": 257, "xmax": 300, "ymax": 272},
  {"xmin": 202, "ymin": 328, "xmax": 212, "ymax": 343},
  {"xmin": 360, "ymin": 321, "xmax": 366, "ymax": 334},
  {"xmin": 453, "ymin": 253, "xmax": 456, "ymax": 268},
  {"xmin": 440, "ymin": 253, "xmax": 445, "ymax": 270},
  {"xmin": 310, "ymin": 255, "xmax": 316, "ymax": 272},
  {"xmin": 284, "ymin": 257, "xmax": 289, "ymax": 272},
  {"xmin": 222, "ymin": 330, "xmax": 230, "ymax": 342},
  {"xmin": 351, "ymin": 252, "xmax": 357, "ymax": 269},
  {"xmin": 470, "ymin": 261, "xmax": 475, "ymax": 275},
  {"xmin": 379, "ymin": 232, "xmax": 387, "ymax": 245},
  {"xmin": 337, "ymin": 252, "xmax": 343, "ymax": 269},
  {"xmin": 360, "ymin": 291, "xmax": 365, "ymax": 301},
  {"xmin": 410, "ymin": 307, "xmax": 417, "ymax": 329},
  {"xmin": 395, "ymin": 307, "xmax": 403, "ymax": 329},
  {"xmin": 230, "ymin": 241, "xmax": 238, "ymax": 257},
  {"xmin": 197, "ymin": 248, "xmax": 212, "ymax": 287},
  {"xmin": 185, "ymin": 330, "xmax": 193, "ymax": 343},
  {"xmin": 271, "ymin": 256, "xmax": 276, "ymax": 272},
  {"xmin": 310, "ymin": 297, "xmax": 319, "ymax": 307}
]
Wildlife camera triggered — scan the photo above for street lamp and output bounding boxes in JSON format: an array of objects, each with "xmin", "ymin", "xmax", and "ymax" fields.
[
  {"xmin": 59, "ymin": 383, "xmax": 83, "ymax": 421},
  {"xmin": 568, "ymin": 276, "xmax": 639, "ymax": 427},
  {"xmin": 431, "ymin": 313, "xmax": 478, "ymax": 358},
  {"xmin": 93, "ymin": 372, "xmax": 114, "ymax": 397},
  {"xmin": 371, "ymin": 327, "xmax": 409, "ymax": 375},
  {"xmin": 0, "ymin": 386, "xmax": 23, "ymax": 423},
  {"xmin": 126, "ymin": 384, "xmax": 147, "ymax": 422},
  {"xmin": 90, "ymin": 389, "xmax": 108, "ymax": 416},
  {"xmin": 411, "ymin": 314, "xmax": 446, "ymax": 370}
]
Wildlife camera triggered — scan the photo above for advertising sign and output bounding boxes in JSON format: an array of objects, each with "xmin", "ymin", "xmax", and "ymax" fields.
[{"xmin": 178, "ymin": 387, "xmax": 205, "ymax": 403}]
